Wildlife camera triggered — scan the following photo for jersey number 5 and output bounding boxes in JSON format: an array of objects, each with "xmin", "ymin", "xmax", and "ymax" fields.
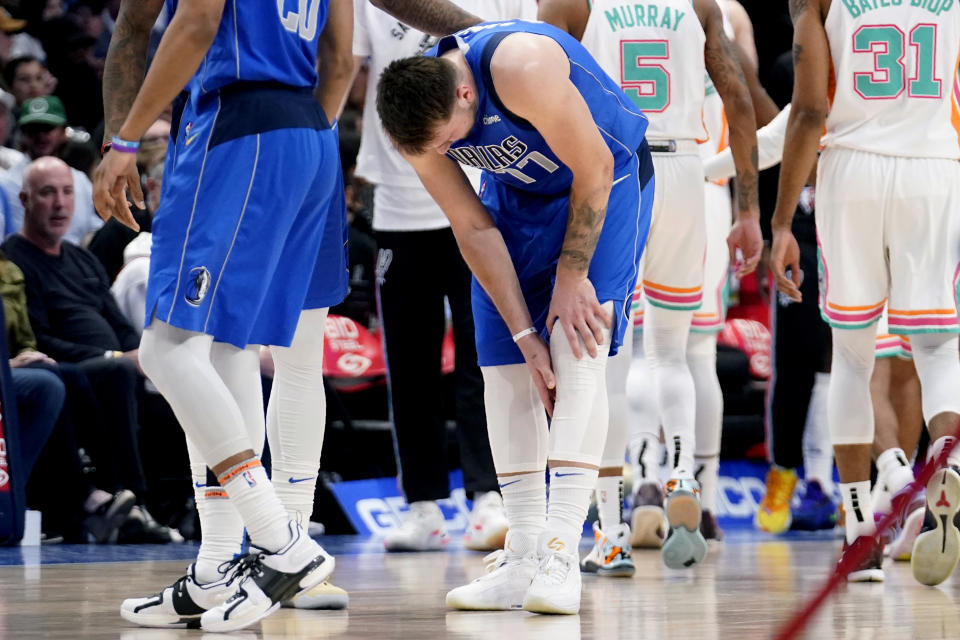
[
  {"xmin": 852, "ymin": 24, "xmax": 941, "ymax": 100},
  {"xmin": 277, "ymin": 0, "xmax": 322, "ymax": 41},
  {"xmin": 620, "ymin": 40, "xmax": 670, "ymax": 112}
]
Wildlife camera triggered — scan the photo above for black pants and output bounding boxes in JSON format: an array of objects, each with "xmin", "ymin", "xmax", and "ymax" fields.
[
  {"xmin": 376, "ymin": 227, "xmax": 497, "ymax": 502},
  {"xmin": 767, "ymin": 214, "xmax": 832, "ymax": 469}
]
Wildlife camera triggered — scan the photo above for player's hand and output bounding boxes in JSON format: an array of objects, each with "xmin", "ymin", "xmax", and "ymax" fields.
[
  {"xmin": 727, "ymin": 211, "xmax": 763, "ymax": 277},
  {"xmin": 516, "ymin": 332, "xmax": 556, "ymax": 417},
  {"xmin": 771, "ymin": 225, "xmax": 803, "ymax": 303},
  {"xmin": 547, "ymin": 269, "xmax": 611, "ymax": 360},
  {"xmin": 93, "ymin": 148, "xmax": 144, "ymax": 232}
]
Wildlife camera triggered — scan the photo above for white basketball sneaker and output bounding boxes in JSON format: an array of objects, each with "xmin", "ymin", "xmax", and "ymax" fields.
[
  {"xmin": 464, "ymin": 492, "xmax": 509, "ymax": 551},
  {"xmin": 383, "ymin": 500, "xmax": 450, "ymax": 552},
  {"xmin": 120, "ymin": 561, "xmax": 242, "ymax": 628},
  {"xmin": 200, "ymin": 522, "xmax": 334, "ymax": 632},
  {"xmin": 522, "ymin": 534, "xmax": 581, "ymax": 615},
  {"xmin": 446, "ymin": 530, "xmax": 537, "ymax": 610}
]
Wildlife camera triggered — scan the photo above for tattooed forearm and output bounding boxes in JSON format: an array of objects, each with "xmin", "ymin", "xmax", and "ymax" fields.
[
  {"xmin": 102, "ymin": 0, "xmax": 163, "ymax": 141},
  {"xmin": 705, "ymin": 32, "xmax": 747, "ymax": 98},
  {"xmin": 371, "ymin": 0, "xmax": 481, "ymax": 36},
  {"xmin": 735, "ymin": 146, "xmax": 760, "ymax": 212},
  {"xmin": 559, "ymin": 201, "xmax": 605, "ymax": 272}
]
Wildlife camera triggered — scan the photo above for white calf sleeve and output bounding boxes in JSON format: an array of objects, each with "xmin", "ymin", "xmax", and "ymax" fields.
[
  {"xmin": 626, "ymin": 330, "xmax": 662, "ymax": 485},
  {"xmin": 602, "ymin": 322, "xmax": 631, "ymax": 469},
  {"xmin": 267, "ymin": 308, "xmax": 329, "ymax": 523},
  {"xmin": 643, "ymin": 305, "xmax": 696, "ymax": 476},
  {"xmin": 828, "ymin": 327, "xmax": 877, "ymax": 445},
  {"xmin": 210, "ymin": 342, "xmax": 265, "ymax": 455},
  {"xmin": 803, "ymin": 372, "xmax": 834, "ymax": 492},
  {"xmin": 689, "ymin": 331, "xmax": 722, "ymax": 511},
  {"xmin": 909, "ymin": 333, "xmax": 960, "ymax": 423},
  {"xmin": 481, "ymin": 364, "xmax": 549, "ymax": 474},
  {"xmin": 547, "ymin": 308, "xmax": 612, "ymax": 466},
  {"xmin": 140, "ymin": 320, "xmax": 255, "ymax": 465}
]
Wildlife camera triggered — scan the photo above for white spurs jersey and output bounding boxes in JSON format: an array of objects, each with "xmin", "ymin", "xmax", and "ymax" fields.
[
  {"xmin": 352, "ymin": 0, "xmax": 537, "ymax": 189},
  {"xmin": 582, "ymin": 0, "xmax": 707, "ymax": 140},
  {"xmin": 823, "ymin": 0, "xmax": 960, "ymax": 159}
]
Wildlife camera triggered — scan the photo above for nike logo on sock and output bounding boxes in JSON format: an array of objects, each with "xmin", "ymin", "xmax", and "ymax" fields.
[
  {"xmin": 554, "ymin": 471, "xmax": 584, "ymax": 478},
  {"xmin": 288, "ymin": 476, "xmax": 314, "ymax": 484},
  {"xmin": 499, "ymin": 479, "xmax": 522, "ymax": 489},
  {"xmin": 194, "ymin": 482, "xmax": 206, "ymax": 488}
]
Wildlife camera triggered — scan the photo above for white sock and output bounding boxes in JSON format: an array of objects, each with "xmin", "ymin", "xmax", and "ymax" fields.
[
  {"xmin": 803, "ymin": 372, "xmax": 835, "ymax": 494},
  {"xmin": 643, "ymin": 306, "xmax": 696, "ymax": 477},
  {"xmin": 498, "ymin": 471, "xmax": 546, "ymax": 540},
  {"xmin": 596, "ymin": 475, "xmax": 624, "ymax": 530},
  {"xmin": 267, "ymin": 309, "xmax": 330, "ymax": 523},
  {"xmin": 219, "ymin": 459, "xmax": 293, "ymax": 552},
  {"xmin": 840, "ymin": 481, "xmax": 875, "ymax": 545},
  {"xmin": 928, "ymin": 436, "xmax": 960, "ymax": 469},
  {"xmin": 546, "ymin": 466, "xmax": 599, "ymax": 553},
  {"xmin": 187, "ymin": 438, "xmax": 244, "ymax": 584},
  {"xmin": 695, "ymin": 455, "xmax": 719, "ymax": 512}
]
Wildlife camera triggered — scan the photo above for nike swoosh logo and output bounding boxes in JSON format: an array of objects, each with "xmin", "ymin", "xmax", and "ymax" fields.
[
  {"xmin": 498, "ymin": 479, "xmax": 522, "ymax": 489},
  {"xmin": 194, "ymin": 482, "xmax": 207, "ymax": 488},
  {"xmin": 612, "ymin": 174, "xmax": 630, "ymax": 186},
  {"xmin": 553, "ymin": 472, "xmax": 584, "ymax": 478},
  {"xmin": 185, "ymin": 132, "xmax": 200, "ymax": 146},
  {"xmin": 288, "ymin": 476, "xmax": 314, "ymax": 484}
]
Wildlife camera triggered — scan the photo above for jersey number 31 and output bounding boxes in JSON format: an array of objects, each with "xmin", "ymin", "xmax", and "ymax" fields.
[{"xmin": 852, "ymin": 25, "xmax": 941, "ymax": 100}]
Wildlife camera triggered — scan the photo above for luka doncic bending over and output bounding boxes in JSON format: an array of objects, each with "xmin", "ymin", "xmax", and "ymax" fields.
[
  {"xmin": 93, "ymin": 0, "xmax": 348, "ymax": 632},
  {"xmin": 377, "ymin": 20, "xmax": 656, "ymax": 615}
]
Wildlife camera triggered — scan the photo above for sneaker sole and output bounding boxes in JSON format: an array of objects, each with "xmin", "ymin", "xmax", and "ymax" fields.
[
  {"xmin": 596, "ymin": 561, "xmax": 636, "ymax": 578},
  {"xmin": 284, "ymin": 591, "xmax": 349, "ymax": 610},
  {"xmin": 445, "ymin": 584, "xmax": 528, "ymax": 611},
  {"xmin": 912, "ymin": 468, "xmax": 960, "ymax": 586},
  {"xmin": 463, "ymin": 523, "xmax": 508, "ymax": 552},
  {"xmin": 521, "ymin": 592, "xmax": 579, "ymax": 615},
  {"xmin": 119, "ymin": 608, "xmax": 199, "ymax": 629},
  {"xmin": 754, "ymin": 508, "xmax": 792, "ymax": 534},
  {"xmin": 663, "ymin": 492, "xmax": 707, "ymax": 569},
  {"xmin": 888, "ymin": 507, "xmax": 925, "ymax": 561},
  {"xmin": 847, "ymin": 568, "xmax": 884, "ymax": 583},
  {"xmin": 630, "ymin": 507, "xmax": 666, "ymax": 549}
]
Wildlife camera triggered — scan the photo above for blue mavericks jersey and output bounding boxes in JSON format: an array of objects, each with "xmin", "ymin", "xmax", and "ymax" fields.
[
  {"xmin": 430, "ymin": 21, "xmax": 648, "ymax": 195},
  {"xmin": 165, "ymin": 0, "xmax": 327, "ymax": 94}
]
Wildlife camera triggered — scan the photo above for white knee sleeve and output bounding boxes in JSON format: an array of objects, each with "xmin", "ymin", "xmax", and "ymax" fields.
[
  {"xmin": 602, "ymin": 320, "xmax": 631, "ymax": 470},
  {"xmin": 548, "ymin": 309, "xmax": 612, "ymax": 467},
  {"xmin": 626, "ymin": 329, "xmax": 662, "ymax": 484},
  {"xmin": 828, "ymin": 326, "xmax": 877, "ymax": 445},
  {"xmin": 211, "ymin": 342, "xmax": 265, "ymax": 455},
  {"xmin": 267, "ymin": 308, "xmax": 330, "ymax": 522},
  {"xmin": 643, "ymin": 305, "xmax": 696, "ymax": 475},
  {"xmin": 140, "ymin": 320, "xmax": 254, "ymax": 466},
  {"xmin": 481, "ymin": 364, "xmax": 548, "ymax": 474},
  {"xmin": 910, "ymin": 333, "xmax": 960, "ymax": 423}
]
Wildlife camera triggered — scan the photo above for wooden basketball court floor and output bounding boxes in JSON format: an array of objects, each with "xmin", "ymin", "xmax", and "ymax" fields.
[{"xmin": 1, "ymin": 531, "xmax": 959, "ymax": 639}]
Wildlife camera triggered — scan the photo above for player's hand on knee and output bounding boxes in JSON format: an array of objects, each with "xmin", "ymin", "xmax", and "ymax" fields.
[
  {"xmin": 770, "ymin": 226, "xmax": 803, "ymax": 303},
  {"xmin": 547, "ymin": 274, "xmax": 611, "ymax": 360},
  {"xmin": 517, "ymin": 333, "xmax": 556, "ymax": 416}
]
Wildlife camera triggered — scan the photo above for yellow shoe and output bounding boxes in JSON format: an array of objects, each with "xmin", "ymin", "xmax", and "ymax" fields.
[
  {"xmin": 283, "ymin": 580, "xmax": 349, "ymax": 610},
  {"xmin": 754, "ymin": 467, "xmax": 797, "ymax": 534}
]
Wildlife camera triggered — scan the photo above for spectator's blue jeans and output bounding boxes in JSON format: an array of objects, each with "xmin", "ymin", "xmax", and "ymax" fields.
[{"xmin": 11, "ymin": 367, "xmax": 65, "ymax": 480}]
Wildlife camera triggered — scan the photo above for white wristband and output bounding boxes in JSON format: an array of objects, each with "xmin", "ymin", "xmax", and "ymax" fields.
[{"xmin": 511, "ymin": 327, "xmax": 537, "ymax": 343}]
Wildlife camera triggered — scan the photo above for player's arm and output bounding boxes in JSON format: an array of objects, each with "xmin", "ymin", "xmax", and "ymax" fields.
[
  {"xmin": 404, "ymin": 151, "xmax": 557, "ymax": 413},
  {"xmin": 492, "ymin": 34, "xmax": 614, "ymax": 359},
  {"xmin": 102, "ymin": 0, "xmax": 164, "ymax": 143},
  {"xmin": 317, "ymin": 0, "xmax": 354, "ymax": 121},
  {"xmin": 770, "ymin": 0, "xmax": 829, "ymax": 302},
  {"xmin": 369, "ymin": 0, "xmax": 480, "ymax": 36},
  {"xmin": 537, "ymin": 0, "xmax": 589, "ymax": 40},
  {"xmin": 696, "ymin": 0, "xmax": 762, "ymax": 276},
  {"xmin": 93, "ymin": 0, "xmax": 226, "ymax": 230}
]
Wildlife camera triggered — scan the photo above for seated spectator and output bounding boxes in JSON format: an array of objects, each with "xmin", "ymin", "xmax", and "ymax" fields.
[
  {"xmin": 2, "ymin": 55, "xmax": 55, "ymax": 107},
  {"xmin": 0, "ymin": 96, "xmax": 102, "ymax": 244},
  {"xmin": 0, "ymin": 249, "xmax": 135, "ymax": 542},
  {"xmin": 0, "ymin": 156, "xmax": 166, "ymax": 540}
]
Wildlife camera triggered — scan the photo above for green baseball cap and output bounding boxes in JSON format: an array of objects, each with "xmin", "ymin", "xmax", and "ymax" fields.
[{"xmin": 19, "ymin": 96, "xmax": 67, "ymax": 127}]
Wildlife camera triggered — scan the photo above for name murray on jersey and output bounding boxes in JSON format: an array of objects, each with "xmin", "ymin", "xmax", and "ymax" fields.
[{"xmin": 602, "ymin": 3, "xmax": 688, "ymax": 32}]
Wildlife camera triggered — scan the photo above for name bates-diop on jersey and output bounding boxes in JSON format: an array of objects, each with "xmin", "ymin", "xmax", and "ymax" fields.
[{"xmin": 447, "ymin": 135, "xmax": 560, "ymax": 184}]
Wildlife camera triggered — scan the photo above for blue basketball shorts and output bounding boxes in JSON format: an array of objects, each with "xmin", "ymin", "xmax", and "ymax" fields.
[
  {"xmin": 146, "ymin": 83, "xmax": 347, "ymax": 348},
  {"xmin": 472, "ymin": 141, "xmax": 654, "ymax": 366}
]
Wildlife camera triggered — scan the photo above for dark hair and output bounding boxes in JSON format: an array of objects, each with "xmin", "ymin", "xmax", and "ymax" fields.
[
  {"xmin": 376, "ymin": 56, "xmax": 457, "ymax": 155},
  {"xmin": 2, "ymin": 56, "xmax": 43, "ymax": 89}
]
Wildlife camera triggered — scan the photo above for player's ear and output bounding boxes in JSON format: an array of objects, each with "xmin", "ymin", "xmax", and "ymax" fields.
[{"xmin": 455, "ymin": 84, "xmax": 473, "ymax": 105}]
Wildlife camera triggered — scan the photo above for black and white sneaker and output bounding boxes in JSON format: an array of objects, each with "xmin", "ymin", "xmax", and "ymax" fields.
[
  {"xmin": 200, "ymin": 521, "xmax": 334, "ymax": 632},
  {"xmin": 120, "ymin": 560, "xmax": 244, "ymax": 628}
]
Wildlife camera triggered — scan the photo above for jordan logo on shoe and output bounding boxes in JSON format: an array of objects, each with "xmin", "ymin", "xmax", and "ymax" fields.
[
  {"xmin": 937, "ymin": 490, "xmax": 951, "ymax": 508},
  {"xmin": 547, "ymin": 537, "xmax": 565, "ymax": 552}
]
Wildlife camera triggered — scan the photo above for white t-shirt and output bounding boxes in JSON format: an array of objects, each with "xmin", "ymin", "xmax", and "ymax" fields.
[
  {"xmin": 0, "ymin": 156, "xmax": 103, "ymax": 245},
  {"xmin": 352, "ymin": 0, "xmax": 537, "ymax": 231}
]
